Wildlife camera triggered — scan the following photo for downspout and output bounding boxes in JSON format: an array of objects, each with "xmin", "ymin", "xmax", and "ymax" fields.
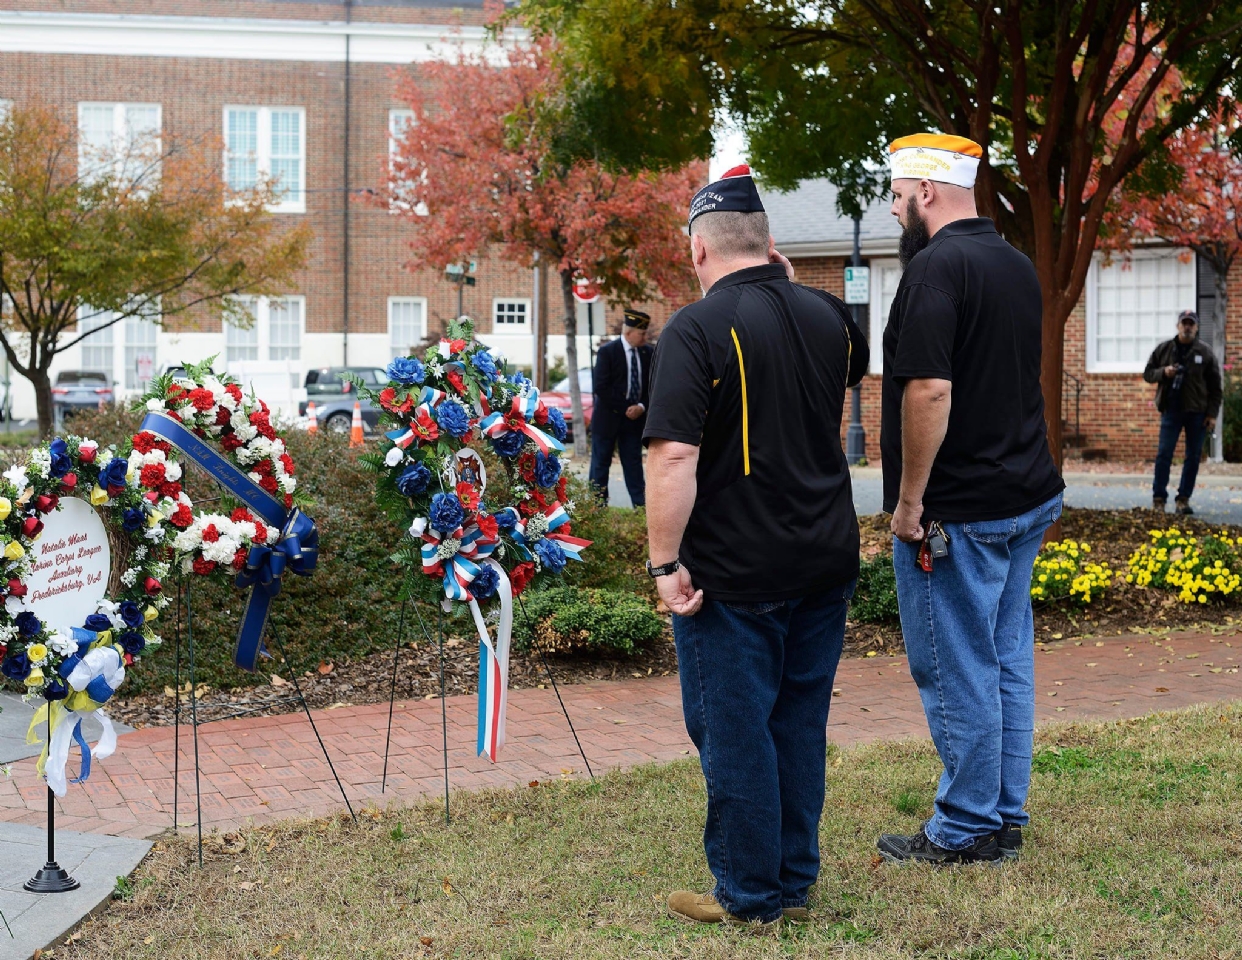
[{"xmin": 342, "ymin": 0, "xmax": 353, "ymax": 365}]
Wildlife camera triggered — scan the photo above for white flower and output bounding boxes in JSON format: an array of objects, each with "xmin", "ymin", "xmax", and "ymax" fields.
[
  {"xmin": 164, "ymin": 462, "xmax": 182, "ymax": 482},
  {"xmin": 49, "ymin": 630, "xmax": 78, "ymax": 657},
  {"xmin": 2, "ymin": 465, "xmax": 28, "ymax": 495},
  {"xmin": 180, "ymin": 557, "xmax": 195, "ymax": 575},
  {"xmin": 385, "ymin": 447, "xmax": 404, "ymax": 468},
  {"xmin": 132, "ymin": 545, "xmax": 149, "ymax": 562},
  {"xmin": 146, "ymin": 398, "xmax": 167, "ymax": 412},
  {"xmin": 525, "ymin": 513, "xmax": 549, "ymax": 541},
  {"xmin": 143, "ymin": 525, "xmax": 167, "ymax": 543},
  {"xmin": 281, "ymin": 476, "xmax": 296, "ymax": 494},
  {"xmin": 219, "ymin": 392, "xmax": 238, "ymax": 412},
  {"xmin": 29, "ymin": 449, "xmax": 52, "ymax": 479},
  {"xmin": 120, "ymin": 568, "xmax": 139, "ymax": 588}
]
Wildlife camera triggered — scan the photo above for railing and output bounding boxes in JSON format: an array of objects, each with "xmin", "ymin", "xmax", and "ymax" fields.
[{"xmin": 1063, "ymin": 370, "xmax": 1083, "ymax": 445}]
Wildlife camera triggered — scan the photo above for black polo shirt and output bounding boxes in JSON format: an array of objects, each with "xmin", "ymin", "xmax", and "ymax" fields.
[
  {"xmin": 643, "ymin": 263, "xmax": 868, "ymax": 601},
  {"xmin": 881, "ymin": 218, "xmax": 1064, "ymax": 521}
]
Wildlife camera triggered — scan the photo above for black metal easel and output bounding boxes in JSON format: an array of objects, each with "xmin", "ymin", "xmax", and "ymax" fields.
[{"xmin": 23, "ymin": 707, "xmax": 80, "ymax": 893}]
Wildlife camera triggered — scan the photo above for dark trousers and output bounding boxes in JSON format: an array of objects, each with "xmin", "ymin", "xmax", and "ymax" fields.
[
  {"xmin": 1153, "ymin": 408, "xmax": 1207, "ymax": 502},
  {"xmin": 671, "ymin": 584, "xmax": 853, "ymax": 922},
  {"xmin": 589, "ymin": 418, "xmax": 645, "ymax": 506}
]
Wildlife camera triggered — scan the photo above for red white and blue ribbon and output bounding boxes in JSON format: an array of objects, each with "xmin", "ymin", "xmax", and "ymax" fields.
[
  {"xmin": 470, "ymin": 559, "xmax": 512, "ymax": 762},
  {"xmin": 386, "ymin": 387, "xmax": 449, "ymax": 449},
  {"xmin": 479, "ymin": 391, "xmax": 564, "ymax": 455},
  {"xmin": 504, "ymin": 503, "xmax": 592, "ymax": 563},
  {"xmin": 412, "ymin": 517, "xmax": 498, "ymax": 602}
]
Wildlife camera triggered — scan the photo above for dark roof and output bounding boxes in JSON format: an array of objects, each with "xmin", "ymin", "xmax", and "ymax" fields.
[
  {"xmin": 762, "ymin": 179, "xmax": 900, "ymax": 253},
  {"xmin": 260, "ymin": 0, "xmax": 497, "ymax": 7}
]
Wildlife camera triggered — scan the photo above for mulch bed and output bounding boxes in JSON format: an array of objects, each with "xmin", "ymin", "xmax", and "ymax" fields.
[{"xmin": 108, "ymin": 507, "xmax": 1242, "ymax": 730}]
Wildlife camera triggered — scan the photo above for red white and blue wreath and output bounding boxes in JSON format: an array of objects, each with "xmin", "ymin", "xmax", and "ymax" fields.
[
  {"xmin": 358, "ymin": 318, "xmax": 591, "ymax": 761},
  {"xmin": 0, "ymin": 360, "xmax": 317, "ymax": 795}
]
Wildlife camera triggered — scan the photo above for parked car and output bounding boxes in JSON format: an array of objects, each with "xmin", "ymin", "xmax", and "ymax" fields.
[
  {"xmin": 299, "ymin": 367, "xmax": 388, "ymax": 434},
  {"xmin": 541, "ymin": 367, "xmax": 594, "ymax": 440},
  {"xmin": 52, "ymin": 370, "xmax": 114, "ymax": 424}
]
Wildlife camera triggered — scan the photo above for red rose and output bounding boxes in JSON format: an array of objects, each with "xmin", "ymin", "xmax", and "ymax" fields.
[
  {"xmin": 456, "ymin": 481, "xmax": 479, "ymax": 510},
  {"xmin": 78, "ymin": 444, "xmax": 98, "ymax": 465},
  {"xmin": 7, "ymin": 579, "xmax": 27, "ymax": 598},
  {"xmin": 170, "ymin": 503, "xmax": 194, "ymax": 529},
  {"xmin": 189, "ymin": 387, "xmax": 215, "ymax": 412},
  {"xmin": 139, "ymin": 463, "xmax": 166, "ymax": 487},
  {"xmin": 476, "ymin": 513, "xmax": 499, "ymax": 542},
  {"xmin": 159, "ymin": 481, "xmax": 182, "ymax": 500},
  {"xmin": 201, "ymin": 524, "xmax": 220, "ymax": 543},
  {"xmin": 192, "ymin": 557, "xmax": 217, "ymax": 576},
  {"xmin": 232, "ymin": 548, "xmax": 248, "ymax": 572},
  {"xmin": 60, "ymin": 472, "xmax": 78, "ymax": 493},
  {"xmin": 510, "ymin": 562, "xmax": 536, "ymax": 596},
  {"xmin": 252, "ymin": 520, "xmax": 268, "ymax": 543},
  {"xmin": 22, "ymin": 516, "xmax": 43, "ymax": 539},
  {"xmin": 222, "ymin": 433, "xmax": 244, "ymax": 451},
  {"xmin": 259, "ymin": 475, "xmax": 280, "ymax": 494},
  {"xmin": 34, "ymin": 494, "xmax": 58, "ymax": 514},
  {"xmin": 279, "ymin": 453, "xmax": 295, "ymax": 476},
  {"xmin": 131, "ymin": 432, "xmax": 156, "ymax": 454},
  {"xmin": 143, "ymin": 577, "xmax": 162, "ymax": 597}
]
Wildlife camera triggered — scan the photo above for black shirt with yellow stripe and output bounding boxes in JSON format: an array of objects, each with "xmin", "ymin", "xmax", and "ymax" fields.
[{"xmin": 643, "ymin": 263, "xmax": 869, "ymax": 602}]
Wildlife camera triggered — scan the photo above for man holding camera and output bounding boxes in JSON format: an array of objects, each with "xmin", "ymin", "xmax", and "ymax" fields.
[{"xmin": 1143, "ymin": 310, "xmax": 1222, "ymax": 515}]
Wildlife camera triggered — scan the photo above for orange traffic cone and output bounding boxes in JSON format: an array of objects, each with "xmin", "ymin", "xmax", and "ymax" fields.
[
  {"xmin": 349, "ymin": 400, "xmax": 364, "ymax": 448},
  {"xmin": 306, "ymin": 401, "xmax": 318, "ymax": 436}
]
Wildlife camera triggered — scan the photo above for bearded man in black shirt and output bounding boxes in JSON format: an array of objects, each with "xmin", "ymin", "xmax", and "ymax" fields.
[{"xmin": 877, "ymin": 134, "xmax": 1064, "ymax": 865}]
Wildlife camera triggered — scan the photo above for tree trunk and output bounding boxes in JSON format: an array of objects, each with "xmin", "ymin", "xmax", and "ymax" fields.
[
  {"xmin": 1039, "ymin": 290, "xmax": 1069, "ymax": 543},
  {"xmin": 32, "ymin": 366, "xmax": 55, "ymax": 440},
  {"xmin": 536, "ymin": 260, "xmax": 549, "ymax": 391},
  {"xmin": 560, "ymin": 269, "xmax": 588, "ymax": 457}
]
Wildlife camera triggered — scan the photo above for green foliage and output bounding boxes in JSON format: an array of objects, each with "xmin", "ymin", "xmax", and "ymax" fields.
[
  {"xmin": 513, "ymin": 586, "xmax": 663, "ymax": 655},
  {"xmin": 545, "ymin": 355, "xmax": 569, "ymax": 387},
  {"xmin": 850, "ymin": 554, "xmax": 899, "ymax": 623},
  {"xmin": 1223, "ymin": 371, "xmax": 1242, "ymax": 462},
  {"xmin": 560, "ymin": 484, "xmax": 654, "ymax": 601}
]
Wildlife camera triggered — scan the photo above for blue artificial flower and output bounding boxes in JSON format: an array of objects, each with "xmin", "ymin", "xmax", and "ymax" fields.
[
  {"xmin": 83, "ymin": 613, "xmax": 112, "ymax": 633},
  {"xmin": 395, "ymin": 462, "xmax": 432, "ymax": 498},
  {"xmin": 15, "ymin": 611, "xmax": 42, "ymax": 637},
  {"xmin": 44, "ymin": 678, "xmax": 68, "ymax": 701},
  {"xmin": 546, "ymin": 407, "xmax": 567, "ymax": 442},
  {"xmin": 494, "ymin": 508, "xmax": 518, "ymax": 533},
  {"xmin": 1, "ymin": 653, "xmax": 30, "ymax": 681},
  {"xmin": 533, "ymin": 452, "xmax": 562, "ymax": 489},
  {"xmin": 508, "ymin": 372, "xmax": 533, "ymax": 389},
  {"xmin": 48, "ymin": 438, "xmax": 72, "ymax": 479},
  {"xmin": 491, "ymin": 430, "xmax": 526, "ymax": 460},
  {"xmin": 118, "ymin": 601, "xmax": 145, "ymax": 630},
  {"xmin": 100, "ymin": 457, "xmax": 129, "ymax": 491},
  {"xmin": 122, "ymin": 507, "xmax": 145, "ymax": 533},
  {"xmin": 386, "ymin": 357, "xmax": 426, "ymax": 385},
  {"xmin": 118, "ymin": 631, "xmax": 146, "ymax": 656},
  {"xmin": 436, "ymin": 400, "xmax": 471, "ymax": 439},
  {"xmin": 535, "ymin": 538, "xmax": 567, "ymax": 574},
  {"xmin": 471, "ymin": 564, "xmax": 500, "ymax": 600},
  {"xmin": 428, "ymin": 493, "xmax": 465, "ymax": 534},
  {"xmin": 471, "ymin": 350, "xmax": 499, "ymax": 380}
]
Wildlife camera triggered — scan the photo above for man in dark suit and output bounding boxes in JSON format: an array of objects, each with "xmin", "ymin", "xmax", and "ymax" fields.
[{"xmin": 590, "ymin": 308, "xmax": 653, "ymax": 506}]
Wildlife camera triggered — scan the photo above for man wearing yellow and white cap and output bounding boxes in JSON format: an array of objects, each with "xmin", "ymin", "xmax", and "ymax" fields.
[{"xmin": 877, "ymin": 133, "xmax": 1064, "ymax": 865}]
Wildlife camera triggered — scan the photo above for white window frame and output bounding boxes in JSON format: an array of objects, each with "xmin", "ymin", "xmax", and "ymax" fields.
[
  {"xmin": 1086, "ymin": 248, "xmax": 1196, "ymax": 374},
  {"xmin": 492, "ymin": 298, "xmax": 531, "ymax": 331},
  {"xmin": 223, "ymin": 106, "xmax": 306, "ymax": 213},
  {"xmin": 388, "ymin": 296, "xmax": 428, "ymax": 358},
  {"xmin": 77, "ymin": 102, "xmax": 162, "ymax": 185},
  {"xmin": 225, "ymin": 295, "xmax": 305, "ymax": 364},
  {"xmin": 77, "ymin": 307, "xmax": 117, "ymax": 377},
  {"xmin": 868, "ymin": 258, "xmax": 903, "ymax": 375}
]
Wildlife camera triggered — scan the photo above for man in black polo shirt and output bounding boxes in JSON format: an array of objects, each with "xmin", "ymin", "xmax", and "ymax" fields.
[
  {"xmin": 877, "ymin": 134, "xmax": 1064, "ymax": 865},
  {"xmin": 643, "ymin": 165, "xmax": 868, "ymax": 927}
]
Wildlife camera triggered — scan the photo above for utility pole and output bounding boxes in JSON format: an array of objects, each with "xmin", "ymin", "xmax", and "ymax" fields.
[{"xmin": 845, "ymin": 213, "xmax": 868, "ymax": 465}]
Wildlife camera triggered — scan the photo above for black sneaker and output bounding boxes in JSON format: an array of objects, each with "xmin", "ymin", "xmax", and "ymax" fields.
[
  {"xmin": 877, "ymin": 824, "xmax": 1002, "ymax": 865},
  {"xmin": 997, "ymin": 823, "xmax": 1023, "ymax": 860},
  {"xmin": 1175, "ymin": 498, "xmax": 1194, "ymax": 516}
]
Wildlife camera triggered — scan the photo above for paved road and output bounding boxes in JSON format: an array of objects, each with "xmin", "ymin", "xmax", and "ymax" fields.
[{"xmin": 598, "ymin": 464, "xmax": 1242, "ymax": 525}]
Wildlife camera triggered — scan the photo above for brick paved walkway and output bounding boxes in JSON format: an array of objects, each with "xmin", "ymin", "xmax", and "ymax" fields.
[{"xmin": 0, "ymin": 630, "xmax": 1238, "ymax": 840}]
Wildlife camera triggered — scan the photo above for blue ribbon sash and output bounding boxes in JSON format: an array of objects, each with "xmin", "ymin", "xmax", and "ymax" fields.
[{"xmin": 139, "ymin": 411, "xmax": 319, "ymax": 671}]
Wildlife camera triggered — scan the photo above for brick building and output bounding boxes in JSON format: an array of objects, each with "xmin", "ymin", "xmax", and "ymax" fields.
[
  {"xmin": 765, "ymin": 179, "xmax": 1238, "ymax": 464},
  {"xmin": 0, "ymin": 0, "xmax": 664, "ymax": 418}
]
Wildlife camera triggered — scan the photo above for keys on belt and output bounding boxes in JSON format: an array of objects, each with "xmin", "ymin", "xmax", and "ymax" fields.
[{"xmin": 916, "ymin": 521, "xmax": 950, "ymax": 572}]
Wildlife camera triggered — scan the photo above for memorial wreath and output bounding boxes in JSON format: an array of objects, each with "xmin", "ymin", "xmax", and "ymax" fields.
[{"xmin": 358, "ymin": 318, "xmax": 591, "ymax": 761}]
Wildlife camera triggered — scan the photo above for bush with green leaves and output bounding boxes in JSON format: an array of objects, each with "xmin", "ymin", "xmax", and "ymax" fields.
[
  {"xmin": 850, "ymin": 554, "xmax": 900, "ymax": 623},
  {"xmin": 513, "ymin": 586, "xmax": 663, "ymax": 655}
]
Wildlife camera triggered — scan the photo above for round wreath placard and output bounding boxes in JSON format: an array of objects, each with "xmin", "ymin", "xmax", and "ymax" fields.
[{"xmin": 359, "ymin": 318, "xmax": 591, "ymax": 761}]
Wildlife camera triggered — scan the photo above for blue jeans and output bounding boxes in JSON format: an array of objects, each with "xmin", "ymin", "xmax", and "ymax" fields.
[
  {"xmin": 1153, "ymin": 408, "xmax": 1207, "ymax": 502},
  {"xmin": 672, "ymin": 583, "xmax": 854, "ymax": 922},
  {"xmin": 589, "ymin": 419, "xmax": 645, "ymax": 506},
  {"xmin": 892, "ymin": 493, "xmax": 1061, "ymax": 850}
]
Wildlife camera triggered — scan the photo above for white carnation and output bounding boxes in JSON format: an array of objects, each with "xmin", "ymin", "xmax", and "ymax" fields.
[
  {"xmin": 164, "ymin": 462, "xmax": 182, "ymax": 482},
  {"xmin": 173, "ymin": 528, "xmax": 202, "ymax": 552},
  {"xmin": 384, "ymin": 447, "xmax": 404, "ymax": 467},
  {"xmin": 281, "ymin": 476, "xmax": 296, "ymax": 494},
  {"xmin": 146, "ymin": 398, "xmax": 167, "ymax": 412}
]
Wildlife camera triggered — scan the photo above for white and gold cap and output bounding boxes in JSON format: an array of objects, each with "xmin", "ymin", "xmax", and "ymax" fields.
[{"xmin": 889, "ymin": 134, "xmax": 983, "ymax": 189}]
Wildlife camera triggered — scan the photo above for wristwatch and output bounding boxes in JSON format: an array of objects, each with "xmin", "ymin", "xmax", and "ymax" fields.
[{"xmin": 645, "ymin": 558, "xmax": 681, "ymax": 578}]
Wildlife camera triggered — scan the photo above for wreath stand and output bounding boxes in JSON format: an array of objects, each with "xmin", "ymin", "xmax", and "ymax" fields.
[
  {"xmin": 169, "ymin": 574, "xmax": 356, "ymax": 866},
  {"xmin": 380, "ymin": 592, "xmax": 594, "ymax": 824},
  {"xmin": 22, "ymin": 702, "xmax": 80, "ymax": 893}
]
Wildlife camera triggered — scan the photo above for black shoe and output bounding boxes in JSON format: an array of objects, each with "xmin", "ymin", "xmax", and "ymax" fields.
[
  {"xmin": 877, "ymin": 824, "xmax": 1002, "ymax": 864},
  {"xmin": 997, "ymin": 823, "xmax": 1023, "ymax": 860},
  {"xmin": 1175, "ymin": 498, "xmax": 1194, "ymax": 516}
]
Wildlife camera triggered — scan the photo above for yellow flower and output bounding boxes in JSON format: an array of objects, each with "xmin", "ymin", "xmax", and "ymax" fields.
[
  {"xmin": 90, "ymin": 484, "xmax": 110, "ymax": 506},
  {"xmin": 3, "ymin": 540, "xmax": 24, "ymax": 560},
  {"xmin": 144, "ymin": 606, "xmax": 159, "ymax": 623},
  {"xmin": 27, "ymin": 643, "xmax": 47, "ymax": 663},
  {"xmin": 0, "ymin": 497, "xmax": 10, "ymax": 521},
  {"xmin": 24, "ymin": 667, "xmax": 44, "ymax": 686}
]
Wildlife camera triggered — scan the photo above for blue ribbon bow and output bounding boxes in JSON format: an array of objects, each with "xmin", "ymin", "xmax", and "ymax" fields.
[{"xmin": 140, "ymin": 411, "xmax": 320, "ymax": 671}]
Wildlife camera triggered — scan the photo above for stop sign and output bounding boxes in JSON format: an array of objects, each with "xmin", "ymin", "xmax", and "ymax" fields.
[{"xmin": 572, "ymin": 278, "xmax": 601, "ymax": 304}]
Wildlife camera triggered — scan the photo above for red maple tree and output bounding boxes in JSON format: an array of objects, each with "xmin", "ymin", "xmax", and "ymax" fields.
[{"xmin": 384, "ymin": 39, "xmax": 699, "ymax": 455}]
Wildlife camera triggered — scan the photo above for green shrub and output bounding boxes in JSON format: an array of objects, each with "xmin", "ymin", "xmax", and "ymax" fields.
[
  {"xmin": 513, "ymin": 586, "xmax": 663, "ymax": 655},
  {"xmin": 851, "ymin": 554, "xmax": 900, "ymax": 623},
  {"xmin": 1223, "ymin": 371, "xmax": 1242, "ymax": 462},
  {"xmin": 561, "ymin": 483, "xmax": 654, "ymax": 601}
]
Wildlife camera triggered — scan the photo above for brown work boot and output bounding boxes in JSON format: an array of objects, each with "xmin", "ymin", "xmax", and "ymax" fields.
[
  {"xmin": 667, "ymin": 892, "xmax": 781, "ymax": 931},
  {"xmin": 782, "ymin": 906, "xmax": 810, "ymax": 922}
]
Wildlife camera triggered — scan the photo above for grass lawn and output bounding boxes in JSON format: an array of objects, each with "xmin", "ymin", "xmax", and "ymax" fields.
[{"xmin": 60, "ymin": 703, "xmax": 1242, "ymax": 959}]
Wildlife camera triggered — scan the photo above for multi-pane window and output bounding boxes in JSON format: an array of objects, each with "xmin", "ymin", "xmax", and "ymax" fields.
[
  {"xmin": 224, "ymin": 107, "xmax": 305, "ymax": 212},
  {"xmin": 389, "ymin": 298, "xmax": 426, "ymax": 358},
  {"xmin": 124, "ymin": 313, "xmax": 159, "ymax": 391},
  {"xmin": 268, "ymin": 297, "xmax": 302, "ymax": 361},
  {"xmin": 78, "ymin": 102, "xmax": 161, "ymax": 185},
  {"xmin": 225, "ymin": 298, "xmax": 260, "ymax": 364},
  {"xmin": 78, "ymin": 309, "xmax": 116, "ymax": 374},
  {"xmin": 867, "ymin": 259, "xmax": 903, "ymax": 374},
  {"xmin": 1088, "ymin": 250, "xmax": 1196, "ymax": 373},
  {"xmin": 493, "ymin": 299, "xmax": 529, "ymax": 328}
]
